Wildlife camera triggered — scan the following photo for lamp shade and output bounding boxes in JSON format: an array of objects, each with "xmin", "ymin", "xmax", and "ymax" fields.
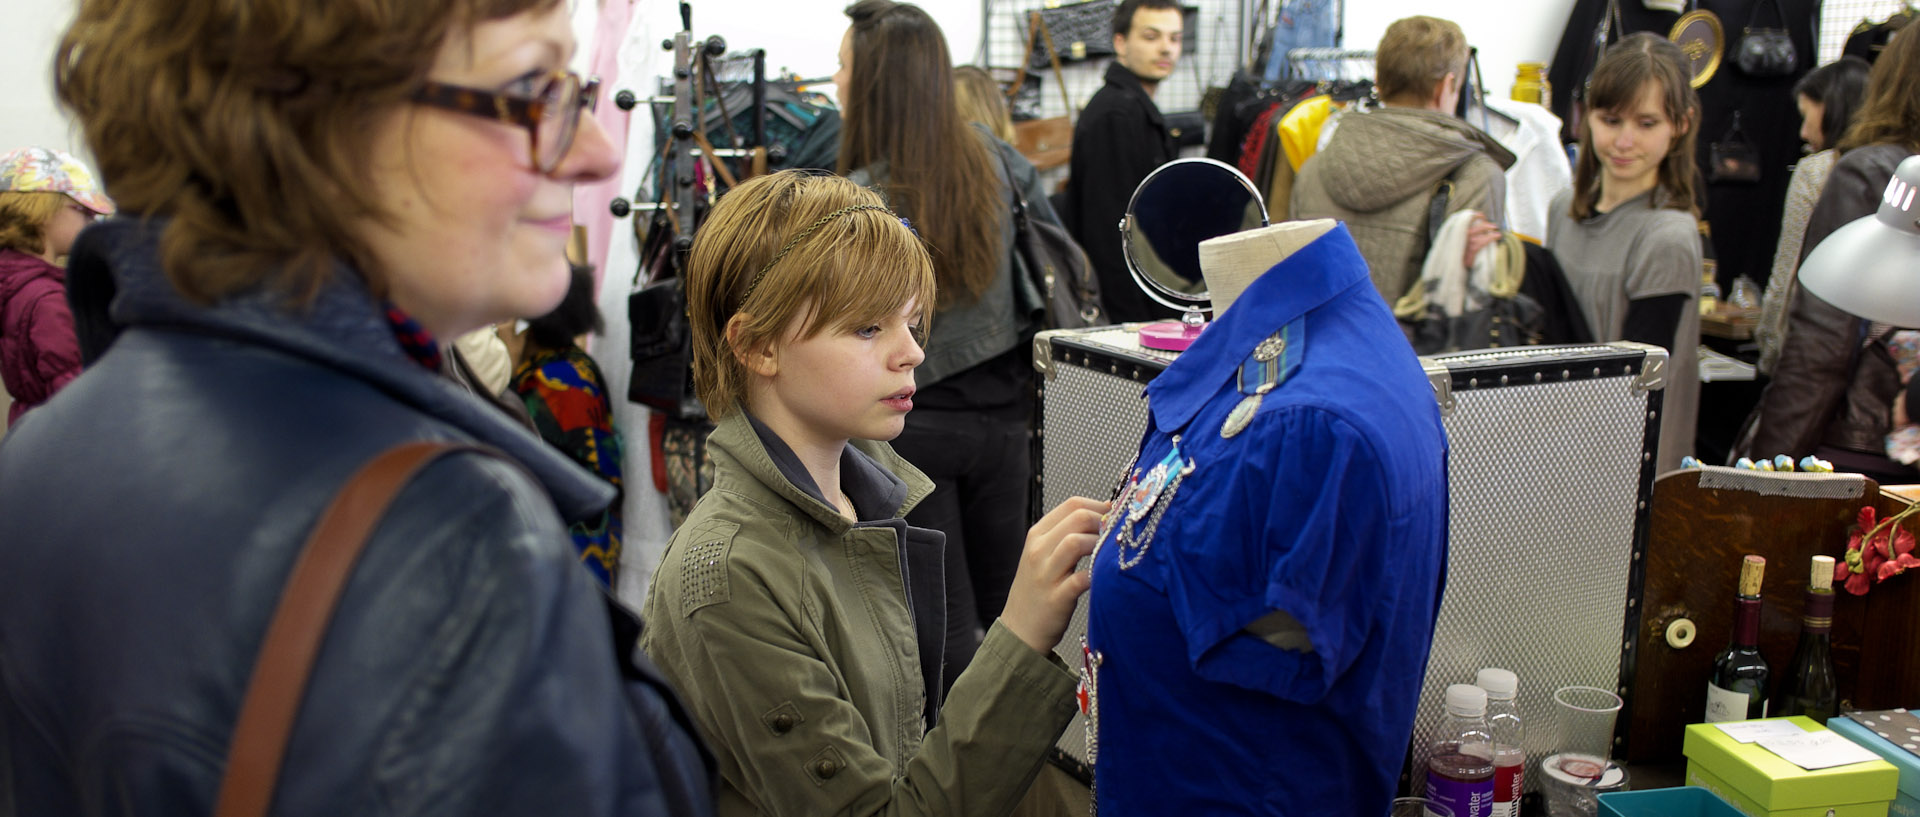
[{"xmin": 1797, "ymin": 154, "xmax": 1920, "ymax": 327}]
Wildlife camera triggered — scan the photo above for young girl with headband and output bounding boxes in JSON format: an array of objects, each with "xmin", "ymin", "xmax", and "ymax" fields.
[{"xmin": 642, "ymin": 170, "xmax": 1105, "ymax": 817}]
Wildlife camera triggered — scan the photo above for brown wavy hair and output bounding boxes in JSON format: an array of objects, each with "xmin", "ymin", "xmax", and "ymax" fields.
[
  {"xmin": 0, "ymin": 192, "xmax": 64, "ymax": 255},
  {"xmin": 54, "ymin": 0, "xmax": 561, "ymax": 305},
  {"xmin": 837, "ymin": 0, "xmax": 1003, "ymax": 308},
  {"xmin": 687, "ymin": 171, "xmax": 935, "ymax": 420},
  {"xmin": 1570, "ymin": 33, "xmax": 1700, "ymax": 220},
  {"xmin": 1837, "ymin": 27, "xmax": 1920, "ymax": 154}
]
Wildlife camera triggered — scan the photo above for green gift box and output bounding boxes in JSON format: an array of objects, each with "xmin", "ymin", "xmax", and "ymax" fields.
[{"xmin": 1684, "ymin": 717, "xmax": 1899, "ymax": 817}]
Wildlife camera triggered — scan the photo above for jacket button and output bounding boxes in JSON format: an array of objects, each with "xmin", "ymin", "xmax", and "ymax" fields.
[
  {"xmin": 771, "ymin": 714, "xmax": 795, "ymax": 734},
  {"xmin": 814, "ymin": 758, "xmax": 838, "ymax": 779}
]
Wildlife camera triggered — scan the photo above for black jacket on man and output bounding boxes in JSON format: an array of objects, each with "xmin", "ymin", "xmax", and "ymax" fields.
[{"xmin": 1064, "ymin": 61, "xmax": 1181, "ymax": 323}]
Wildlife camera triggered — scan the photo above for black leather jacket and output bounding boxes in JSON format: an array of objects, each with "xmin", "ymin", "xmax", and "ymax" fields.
[
  {"xmin": 1749, "ymin": 144, "xmax": 1913, "ymax": 461},
  {"xmin": 0, "ymin": 220, "xmax": 713, "ymax": 816}
]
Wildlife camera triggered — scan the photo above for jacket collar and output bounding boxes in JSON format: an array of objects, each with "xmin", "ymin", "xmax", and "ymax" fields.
[
  {"xmin": 1146, "ymin": 224, "xmax": 1370, "ymax": 434},
  {"xmin": 707, "ymin": 409, "xmax": 933, "ymax": 534},
  {"xmin": 76, "ymin": 217, "xmax": 615, "ymax": 522},
  {"xmin": 0, "ymin": 249, "xmax": 63, "ymax": 301},
  {"xmin": 1103, "ymin": 61, "xmax": 1165, "ymax": 125}
]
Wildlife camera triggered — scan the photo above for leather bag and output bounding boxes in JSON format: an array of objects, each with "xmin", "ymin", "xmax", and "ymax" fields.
[
  {"xmin": 1025, "ymin": 0, "xmax": 1117, "ymax": 70},
  {"xmin": 214, "ymin": 442, "xmax": 486, "ymax": 817},
  {"xmin": 1009, "ymin": 11, "xmax": 1081, "ymax": 171},
  {"xmin": 993, "ymin": 148, "xmax": 1104, "ymax": 330},
  {"xmin": 625, "ymin": 168, "xmax": 706, "ymax": 421},
  {"xmin": 1398, "ymin": 176, "xmax": 1545, "ymax": 354},
  {"xmin": 1709, "ymin": 111, "xmax": 1762, "ymax": 183},
  {"xmin": 1734, "ymin": 0, "xmax": 1799, "ymax": 77}
]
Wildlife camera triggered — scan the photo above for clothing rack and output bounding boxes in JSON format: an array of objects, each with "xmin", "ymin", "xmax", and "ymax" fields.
[{"xmin": 1286, "ymin": 48, "xmax": 1374, "ymax": 82}]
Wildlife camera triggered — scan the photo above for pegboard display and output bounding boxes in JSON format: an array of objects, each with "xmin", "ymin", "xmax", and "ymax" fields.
[
  {"xmin": 980, "ymin": 0, "xmax": 1251, "ymax": 186},
  {"xmin": 1819, "ymin": 0, "xmax": 1910, "ymax": 63}
]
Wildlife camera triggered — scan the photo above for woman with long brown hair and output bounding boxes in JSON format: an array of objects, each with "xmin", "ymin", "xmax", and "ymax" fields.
[
  {"xmin": 834, "ymin": 0, "xmax": 1062, "ymax": 682},
  {"xmin": 1547, "ymin": 32, "xmax": 1703, "ymax": 473},
  {"xmin": 1746, "ymin": 28, "xmax": 1920, "ymax": 482}
]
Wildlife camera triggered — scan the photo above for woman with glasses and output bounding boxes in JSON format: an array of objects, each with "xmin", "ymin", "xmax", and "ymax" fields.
[
  {"xmin": 0, "ymin": 1, "xmax": 712, "ymax": 815},
  {"xmin": 0, "ymin": 147, "xmax": 110, "ymax": 425}
]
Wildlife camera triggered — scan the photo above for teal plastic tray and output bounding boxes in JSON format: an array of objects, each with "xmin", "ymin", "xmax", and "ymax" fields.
[{"xmin": 1597, "ymin": 787, "xmax": 1744, "ymax": 817}]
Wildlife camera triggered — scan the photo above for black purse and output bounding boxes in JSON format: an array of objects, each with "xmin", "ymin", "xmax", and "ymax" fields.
[
  {"xmin": 1734, "ymin": 0, "xmax": 1799, "ymax": 77},
  {"xmin": 626, "ymin": 208, "xmax": 706, "ymax": 421},
  {"xmin": 1709, "ymin": 111, "xmax": 1762, "ymax": 183},
  {"xmin": 1025, "ymin": 0, "xmax": 1118, "ymax": 70},
  {"xmin": 992, "ymin": 148, "xmax": 1104, "ymax": 330}
]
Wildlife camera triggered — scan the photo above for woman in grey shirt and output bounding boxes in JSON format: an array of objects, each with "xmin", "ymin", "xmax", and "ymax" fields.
[{"xmin": 1548, "ymin": 33, "xmax": 1703, "ymax": 474}]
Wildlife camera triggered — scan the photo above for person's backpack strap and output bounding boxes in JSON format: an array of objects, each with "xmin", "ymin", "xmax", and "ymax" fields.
[{"xmin": 215, "ymin": 441, "xmax": 490, "ymax": 817}]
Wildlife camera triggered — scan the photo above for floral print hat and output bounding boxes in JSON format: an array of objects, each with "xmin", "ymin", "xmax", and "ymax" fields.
[{"xmin": 0, "ymin": 147, "xmax": 115, "ymax": 216}]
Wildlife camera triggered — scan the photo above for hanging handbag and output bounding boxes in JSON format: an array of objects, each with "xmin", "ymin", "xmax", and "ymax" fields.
[
  {"xmin": 626, "ymin": 151, "xmax": 706, "ymax": 421},
  {"xmin": 1734, "ymin": 0, "xmax": 1799, "ymax": 77},
  {"xmin": 1025, "ymin": 0, "xmax": 1118, "ymax": 70},
  {"xmin": 1709, "ymin": 111, "xmax": 1763, "ymax": 183},
  {"xmin": 214, "ymin": 441, "xmax": 485, "ymax": 817},
  {"xmin": 1009, "ymin": 11, "xmax": 1081, "ymax": 171},
  {"xmin": 992, "ymin": 147, "xmax": 1104, "ymax": 330},
  {"xmin": 1569, "ymin": 0, "xmax": 1627, "ymax": 142}
]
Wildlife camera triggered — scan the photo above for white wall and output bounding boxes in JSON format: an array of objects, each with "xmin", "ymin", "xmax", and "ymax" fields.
[
  {"xmin": 1342, "ymin": 0, "xmax": 1574, "ymax": 103},
  {"xmin": 0, "ymin": 0, "xmax": 85, "ymax": 159}
]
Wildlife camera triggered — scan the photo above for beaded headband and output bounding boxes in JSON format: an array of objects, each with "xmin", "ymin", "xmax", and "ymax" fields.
[{"xmin": 741, "ymin": 203, "xmax": 907, "ymax": 305}]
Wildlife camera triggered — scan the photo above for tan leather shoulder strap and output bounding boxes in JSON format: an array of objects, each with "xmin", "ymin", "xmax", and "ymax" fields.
[{"xmin": 215, "ymin": 441, "xmax": 484, "ymax": 817}]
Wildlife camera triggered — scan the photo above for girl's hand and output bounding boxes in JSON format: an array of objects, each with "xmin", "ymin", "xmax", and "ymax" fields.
[{"xmin": 999, "ymin": 496, "xmax": 1110, "ymax": 653}]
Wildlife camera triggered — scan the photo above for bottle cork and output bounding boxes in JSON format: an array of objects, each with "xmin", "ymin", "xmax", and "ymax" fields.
[
  {"xmin": 1811, "ymin": 555, "xmax": 1836, "ymax": 592},
  {"xmin": 1738, "ymin": 554, "xmax": 1766, "ymax": 597}
]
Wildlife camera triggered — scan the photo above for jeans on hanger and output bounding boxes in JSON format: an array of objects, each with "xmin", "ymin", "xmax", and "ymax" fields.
[{"xmin": 1262, "ymin": 0, "xmax": 1340, "ymax": 82}]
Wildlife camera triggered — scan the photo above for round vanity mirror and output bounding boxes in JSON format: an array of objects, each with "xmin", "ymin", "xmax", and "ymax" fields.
[{"xmin": 1121, "ymin": 157, "xmax": 1268, "ymax": 349}]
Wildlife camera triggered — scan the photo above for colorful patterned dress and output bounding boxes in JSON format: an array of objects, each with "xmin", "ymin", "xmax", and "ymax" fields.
[{"xmin": 512, "ymin": 345, "xmax": 622, "ymax": 586}]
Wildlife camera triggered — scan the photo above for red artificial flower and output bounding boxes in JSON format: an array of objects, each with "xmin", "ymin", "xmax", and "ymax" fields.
[{"xmin": 1840, "ymin": 504, "xmax": 1920, "ymax": 595}]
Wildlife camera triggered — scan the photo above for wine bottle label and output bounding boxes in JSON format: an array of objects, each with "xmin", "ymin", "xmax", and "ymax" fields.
[
  {"xmin": 1704, "ymin": 682, "xmax": 1751, "ymax": 723},
  {"xmin": 1491, "ymin": 761, "xmax": 1522, "ymax": 817}
]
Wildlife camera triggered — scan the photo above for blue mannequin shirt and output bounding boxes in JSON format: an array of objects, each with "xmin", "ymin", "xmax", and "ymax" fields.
[{"xmin": 1085, "ymin": 224, "xmax": 1449, "ymax": 815}]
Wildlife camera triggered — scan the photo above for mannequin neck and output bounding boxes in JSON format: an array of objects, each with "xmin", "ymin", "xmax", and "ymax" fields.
[{"xmin": 1199, "ymin": 219, "xmax": 1336, "ymax": 316}]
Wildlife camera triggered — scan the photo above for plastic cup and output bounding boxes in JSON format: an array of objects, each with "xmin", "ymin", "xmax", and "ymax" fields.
[
  {"xmin": 1388, "ymin": 796, "xmax": 1454, "ymax": 817},
  {"xmin": 1541, "ymin": 754, "xmax": 1630, "ymax": 817},
  {"xmin": 1552, "ymin": 685, "xmax": 1624, "ymax": 760}
]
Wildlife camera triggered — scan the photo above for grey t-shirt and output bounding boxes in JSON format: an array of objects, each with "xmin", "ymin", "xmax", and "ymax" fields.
[{"xmin": 1547, "ymin": 188, "xmax": 1702, "ymax": 473}]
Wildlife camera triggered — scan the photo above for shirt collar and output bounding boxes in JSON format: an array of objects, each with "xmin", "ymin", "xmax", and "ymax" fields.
[{"xmin": 1145, "ymin": 223, "xmax": 1370, "ymax": 433}]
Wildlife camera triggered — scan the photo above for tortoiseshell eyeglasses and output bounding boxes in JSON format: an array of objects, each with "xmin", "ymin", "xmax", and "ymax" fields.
[{"xmin": 410, "ymin": 71, "xmax": 602, "ymax": 173}]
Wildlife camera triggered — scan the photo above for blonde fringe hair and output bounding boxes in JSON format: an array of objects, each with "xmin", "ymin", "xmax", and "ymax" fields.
[
  {"xmin": 54, "ymin": 0, "xmax": 560, "ymax": 305},
  {"xmin": 0, "ymin": 192, "xmax": 65, "ymax": 255},
  {"xmin": 1375, "ymin": 16, "xmax": 1468, "ymax": 104},
  {"xmin": 687, "ymin": 171, "xmax": 936, "ymax": 420},
  {"xmin": 952, "ymin": 66, "xmax": 1014, "ymax": 144}
]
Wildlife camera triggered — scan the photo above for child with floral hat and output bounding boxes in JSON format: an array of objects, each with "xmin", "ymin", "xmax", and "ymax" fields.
[{"xmin": 0, "ymin": 146, "xmax": 114, "ymax": 424}]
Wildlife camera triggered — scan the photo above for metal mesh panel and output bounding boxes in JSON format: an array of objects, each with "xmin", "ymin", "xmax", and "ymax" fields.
[
  {"xmin": 1409, "ymin": 371, "xmax": 1650, "ymax": 795},
  {"xmin": 1036, "ymin": 334, "xmax": 1168, "ymax": 766},
  {"xmin": 1696, "ymin": 467, "xmax": 1870, "ymax": 499}
]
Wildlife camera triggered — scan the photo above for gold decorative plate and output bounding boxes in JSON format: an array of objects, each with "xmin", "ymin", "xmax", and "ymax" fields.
[{"xmin": 1670, "ymin": 9, "xmax": 1725, "ymax": 88}]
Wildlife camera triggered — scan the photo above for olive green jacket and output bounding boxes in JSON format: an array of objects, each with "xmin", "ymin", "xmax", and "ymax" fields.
[{"xmin": 640, "ymin": 412, "xmax": 1079, "ymax": 817}]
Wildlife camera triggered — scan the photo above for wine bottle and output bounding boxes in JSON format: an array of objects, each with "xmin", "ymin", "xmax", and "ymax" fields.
[
  {"xmin": 1704, "ymin": 555, "xmax": 1770, "ymax": 723},
  {"xmin": 1775, "ymin": 555, "xmax": 1838, "ymax": 723}
]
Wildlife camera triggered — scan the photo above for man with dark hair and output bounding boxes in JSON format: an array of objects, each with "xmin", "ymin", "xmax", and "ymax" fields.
[
  {"xmin": 1060, "ymin": 0, "xmax": 1184, "ymax": 323},
  {"xmin": 1291, "ymin": 15, "xmax": 1514, "ymax": 305}
]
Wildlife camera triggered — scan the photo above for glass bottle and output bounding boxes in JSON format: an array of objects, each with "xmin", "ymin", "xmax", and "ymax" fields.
[
  {"xmin": 1775, "ymin": 555, "xmax": 1838, "ymax": 723},
  {"xmin": 1705, "ymin": 555, "xmax": 1770, "ymax": 723},
  {"xmin": 1511, "ymin": 62, "xmax": 1551, "ymax": 109},
  {"xmin": 1476, "ymin": 668, "xmax": 1525, "ymax": 817},
  {"xmin": 1427, "ymin": 684, "xmax": 1495, "ymax": 817}
]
